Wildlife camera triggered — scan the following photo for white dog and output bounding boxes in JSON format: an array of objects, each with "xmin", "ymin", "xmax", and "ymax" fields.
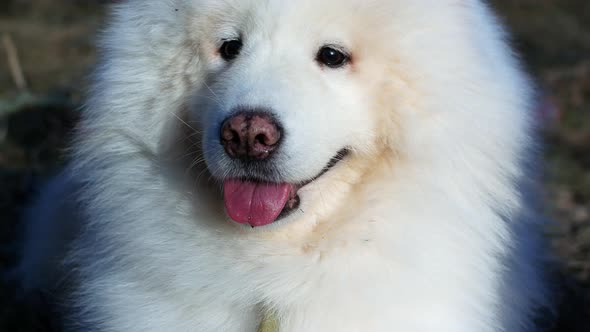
[{"xmin": 19, "ymin": 0, "xmax": 549, "ymax": 331}]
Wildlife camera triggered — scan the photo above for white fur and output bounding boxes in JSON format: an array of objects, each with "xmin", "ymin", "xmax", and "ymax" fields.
[{"xmin": 20, "ymin": 0, "xmax": 548, "ymax": 331}]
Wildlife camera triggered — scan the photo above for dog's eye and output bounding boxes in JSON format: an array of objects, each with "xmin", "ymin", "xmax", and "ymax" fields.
[
  {"xmin": 219, "ymin": 39, "xmax": 243, "ymax": 61},
  {"xmin": 316, "ymin": 46, "xmax": 349, "ymax": 68}
]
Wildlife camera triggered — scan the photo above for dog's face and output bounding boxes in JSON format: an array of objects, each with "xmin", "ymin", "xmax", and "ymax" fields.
[
  {"xmin": 192, "ymin": 1, "xmax": 395, "ymax": 227},
  {"xmin": 89, "ymin": 0, "xmax": 529, "ymax": 230}
]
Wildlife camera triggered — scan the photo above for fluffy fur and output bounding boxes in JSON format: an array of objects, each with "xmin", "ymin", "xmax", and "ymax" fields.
[{"xmin": 20, "ymin": 0, "xmax": 548, "ymax": 331}]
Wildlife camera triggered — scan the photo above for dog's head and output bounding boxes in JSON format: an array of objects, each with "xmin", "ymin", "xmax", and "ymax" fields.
[
  {"xmin": 191, "ymin": 1, "xmax": 405, "ymax": 227},
  {"xmin": 88, "ymin": 0, "xmax": 533, "ymax": 230}
]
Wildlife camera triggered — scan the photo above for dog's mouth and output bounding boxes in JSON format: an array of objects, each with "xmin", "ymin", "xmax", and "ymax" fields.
[{"xmin": 223, "ymin": 149, "xmax": 349, "ymax": 227}]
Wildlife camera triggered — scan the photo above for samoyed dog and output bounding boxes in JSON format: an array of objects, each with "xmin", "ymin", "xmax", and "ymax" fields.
[{"xmin": 19, "ymin": 0, "xmax": 549, "ymax": 331}]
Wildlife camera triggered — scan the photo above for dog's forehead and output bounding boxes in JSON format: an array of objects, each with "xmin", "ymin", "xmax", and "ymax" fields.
[
  {"xmin": 200, "ymin": 0, "xmax": 391, "ymax": 29},
  {"xmin": 195, "ymin": 0, "xmax": 396, "ymax": 49}
]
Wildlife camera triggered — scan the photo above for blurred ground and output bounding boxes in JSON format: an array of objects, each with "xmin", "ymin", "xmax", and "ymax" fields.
[{"xmin": 0, "ymin": 0, "xmax": 589, "ymax": 331}]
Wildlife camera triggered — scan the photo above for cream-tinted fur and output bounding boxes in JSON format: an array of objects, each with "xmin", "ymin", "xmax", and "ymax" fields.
[{"xmin": 20, "ymin": 0, "xmax": 547, "ymax": 331}]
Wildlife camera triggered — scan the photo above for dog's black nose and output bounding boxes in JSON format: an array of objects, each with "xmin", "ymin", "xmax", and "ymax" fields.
[{"xmin": 220, "ymin": 111, "xmax": 282, "ymax": 161}]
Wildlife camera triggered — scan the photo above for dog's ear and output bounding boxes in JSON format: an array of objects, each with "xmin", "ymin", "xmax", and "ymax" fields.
[{"xmin": 85, "ymin": 0, "xmax": 203, "ymax": 145}]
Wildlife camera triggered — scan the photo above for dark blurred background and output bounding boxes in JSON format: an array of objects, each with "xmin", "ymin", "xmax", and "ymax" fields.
[{"xmin": 0, "ymin": 0, "xmax": 588, "ymax": 331}]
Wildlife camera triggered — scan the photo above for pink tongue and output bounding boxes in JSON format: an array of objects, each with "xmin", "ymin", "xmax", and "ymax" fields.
[{"xmin": 223, "ymin": 179, "xmax": 294, "ymax": 227}]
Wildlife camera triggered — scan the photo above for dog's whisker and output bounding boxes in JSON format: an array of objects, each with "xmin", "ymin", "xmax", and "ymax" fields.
[
  {"xmin": 188, "ymin": 157, "xmax": 207, "ymax": 171},
  {"xmin": 169, "ymin": 111, "xmax": 200, "ymax": 133},
  {"xmin": 180, "ymin": 150, "xmax": 203, "ymax": 160},
  {"xmin": 202, "ymin": 81, "xmax": 224, "ymax": 108},
  {"xmin": 193, "ymin": 94, "xmax": 223, "ymax": 107}
]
